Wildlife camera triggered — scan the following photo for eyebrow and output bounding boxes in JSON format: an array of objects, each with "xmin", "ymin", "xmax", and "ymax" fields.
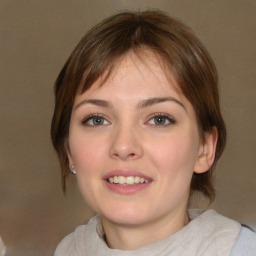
[
  {"xmin": 138, "ymin": 97, "xmax": 185, "ymax": 110},
  {"xmin": 75, "ymin": 97, "xmax": 186, "ymax": 111},
  {"xmin": 74, "ymin": 99, "xmax": 112, "ymax": 109}
]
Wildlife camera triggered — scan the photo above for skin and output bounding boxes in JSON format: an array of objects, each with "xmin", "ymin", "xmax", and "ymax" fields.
[{"xmin": 67, "ymin": 51, "xmax": 217, "ymax": 250}]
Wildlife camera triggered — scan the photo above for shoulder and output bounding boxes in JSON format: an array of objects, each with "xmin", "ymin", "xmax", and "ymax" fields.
[
  {"xmin": 54, "ymin": 215, "xmax": 102, "ymax": 256},
  {"xmin": 230, "ymin": 225, "xmax": 256, "ymax": 256},
  {"xmin": 54, "ymin": 225, "xmax": 86, "ymax": 256}
]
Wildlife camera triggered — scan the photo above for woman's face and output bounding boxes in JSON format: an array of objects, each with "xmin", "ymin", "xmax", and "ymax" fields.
[{"xmin": 68, "ymin": 52, "xmax": 213, "ymax": 227}]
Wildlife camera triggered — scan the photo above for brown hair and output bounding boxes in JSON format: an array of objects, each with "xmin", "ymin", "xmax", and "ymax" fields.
[{"xmin": 51, "ymin": 10, "xmax": 226, "ymax": 202}]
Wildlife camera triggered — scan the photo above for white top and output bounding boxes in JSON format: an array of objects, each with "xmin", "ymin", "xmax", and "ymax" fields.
[{"xmin": 55, "ymin": 209, "xmax": 242, "ymax": 256}]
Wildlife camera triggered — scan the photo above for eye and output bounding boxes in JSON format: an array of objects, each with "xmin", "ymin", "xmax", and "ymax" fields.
[
  {"xmin": 82, "ymin": 115, "xmax": 110, "ymax": 127},
  {"xmin": 147, "ymin": 114, "xmax": 176, "ymax": 126}
]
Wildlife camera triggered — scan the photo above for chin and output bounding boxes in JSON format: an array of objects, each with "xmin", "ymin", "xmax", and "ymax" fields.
[{"xmin": 101, "ymin": 205, "xmax": 154, "ymax": 226}]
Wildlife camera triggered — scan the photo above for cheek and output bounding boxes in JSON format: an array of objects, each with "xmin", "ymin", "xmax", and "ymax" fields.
[
  {"xmin": 68, "ymin": 131, "xmax": 108, "ymax": 209},
  {"xmin": 69, "ymin": 130, "xmax": 107, "ymax": 172},
  {"xmin": 148, "ymin": 134, "xmax": 199, "ymax": 203},
  {"xmin": 147, "ymin": 131, "xmax": 199, "ymax": 175}
]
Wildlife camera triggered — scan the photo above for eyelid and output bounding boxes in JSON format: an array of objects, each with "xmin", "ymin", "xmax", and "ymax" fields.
[
  {"xmin": 146, "ymin": 113, "xmax": 176, "ymax": 126},
  {"xmin": 81, "ymin": 114, "xmax": 110, "ymax": 126}
]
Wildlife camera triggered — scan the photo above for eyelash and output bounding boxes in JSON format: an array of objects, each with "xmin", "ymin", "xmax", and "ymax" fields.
[
  {"xmin": 147, "ymin": 113, "xmax": 176, "ymax": 127},
  {"xmin": 81, "ymin": 113, "xmax": 176, "ymax": 127},
  {"xmin": 82, "ymin": 114, "xmax": 110, "ymax": 127}
]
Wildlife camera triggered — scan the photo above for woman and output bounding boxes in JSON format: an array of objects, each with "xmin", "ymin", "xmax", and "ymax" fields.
[{"xmin": 51, "ymin": 10, "xmax": 255, "ymax": 255}]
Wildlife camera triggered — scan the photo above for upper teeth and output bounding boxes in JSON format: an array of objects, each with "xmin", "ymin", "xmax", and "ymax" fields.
[{"xmin": 108, "ymin": 176, "xmax": 149, "ymax": 185}]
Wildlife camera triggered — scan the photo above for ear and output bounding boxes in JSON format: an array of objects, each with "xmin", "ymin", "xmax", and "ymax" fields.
[
  {"xmin": 194, "ymin": 127, "xmax": 218, "ymax": 174},
  {"xmin": 65, "ymin": 139, "xmax": 74, "ymax": 169},
  {"xmin": 67, "ymin": 151, "xmax": 74, "ymax": 170}
]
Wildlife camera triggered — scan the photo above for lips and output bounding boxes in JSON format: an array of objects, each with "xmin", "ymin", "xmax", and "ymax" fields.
[
  {"xmin": 103, "ymin": 169, "xmax": 152, "ymax": 194},
  {"xmin": 108, "ymin": 175, "xmax": 150, "ymax": 185},
  {"xmin": 104, "ymin": 169, "xmax": 152, "ymax": 182}
]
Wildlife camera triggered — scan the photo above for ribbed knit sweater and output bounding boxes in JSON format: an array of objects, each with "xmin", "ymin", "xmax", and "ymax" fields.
[{"xmin": 55, "ymin": 209, "xmax": 256, "ymax": 256}]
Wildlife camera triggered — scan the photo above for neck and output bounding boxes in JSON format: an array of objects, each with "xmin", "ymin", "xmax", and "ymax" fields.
[{"xmin": 101, "ymin": 207, "xmax": 189, "ymax": 250}]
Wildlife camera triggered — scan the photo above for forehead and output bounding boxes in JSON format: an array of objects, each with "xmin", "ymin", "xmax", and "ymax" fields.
[{"xmin": 77, "ymin": 50, "xmax": 182, "ymax": 100}]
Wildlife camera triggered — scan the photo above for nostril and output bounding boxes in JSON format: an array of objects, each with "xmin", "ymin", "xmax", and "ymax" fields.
[{"xmin": 109, "ymin": 135, "xmax": 143, "ymax": 160}]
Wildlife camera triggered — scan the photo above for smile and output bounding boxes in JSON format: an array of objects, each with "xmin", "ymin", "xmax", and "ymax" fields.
[{"xmin": 108, "ymin": 176, "xmax": 150, "ymax": 185}]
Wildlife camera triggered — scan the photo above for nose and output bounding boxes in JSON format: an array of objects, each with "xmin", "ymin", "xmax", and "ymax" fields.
[{"xmin": 109, "ymin": 125, "xmax": 143, "ymax": 161}]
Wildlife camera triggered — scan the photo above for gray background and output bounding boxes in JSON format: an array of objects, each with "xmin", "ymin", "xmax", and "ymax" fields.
[{"xmin": 0, "ymin": 0, "xmax": 255, "ymax": 255}]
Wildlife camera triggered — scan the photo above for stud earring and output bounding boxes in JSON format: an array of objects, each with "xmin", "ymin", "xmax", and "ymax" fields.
[{"xmin": 71, "ymin": 164, "xmax": 76, "ymax": 174}]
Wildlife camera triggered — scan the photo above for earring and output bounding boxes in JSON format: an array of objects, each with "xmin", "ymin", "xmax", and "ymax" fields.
[{"xmin": 71, "ymin": 164, "xmax": 76, "ymax": 174}]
